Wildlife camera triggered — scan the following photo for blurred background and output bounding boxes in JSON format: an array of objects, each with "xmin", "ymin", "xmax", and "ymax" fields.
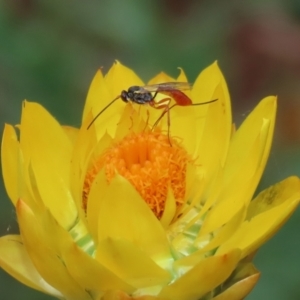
[{"xmin": 0, "ymin": 0, "xmax": 300, "ymax": 299}]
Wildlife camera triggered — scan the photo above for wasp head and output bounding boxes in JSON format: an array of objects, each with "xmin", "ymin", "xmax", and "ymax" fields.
[{"xmin": 120, "ymin": 90, "xmax": 130, "ymax": 102}]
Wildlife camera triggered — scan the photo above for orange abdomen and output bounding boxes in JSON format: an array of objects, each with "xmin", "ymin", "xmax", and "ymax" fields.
[{"xmin": 159, "ymin": 89, "xmax": 192, "ymax": 106}]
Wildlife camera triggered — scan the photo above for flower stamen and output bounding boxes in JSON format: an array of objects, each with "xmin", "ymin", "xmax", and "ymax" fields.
[{"xmin": 83, "ymin": 131, "xmax": 191, "ymax": 218}]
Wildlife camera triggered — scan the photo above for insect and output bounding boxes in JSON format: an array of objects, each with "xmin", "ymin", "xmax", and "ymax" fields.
[{"xmin": 87, "ymin": 82, "xmax": 217, "ymax": 141}]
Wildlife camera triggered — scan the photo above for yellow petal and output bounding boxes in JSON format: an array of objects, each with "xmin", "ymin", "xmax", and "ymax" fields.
[
  {"xmin": 192, "ymin": 62, "xmax": 231, "ymax": 170},
  {"xmin": 195, "ymin": 205, "xmax": 246, "ymax": 253},
  {"xmin": 82, "ymin": 69, "xmax": 111, "ymax": 123},
  {"xmin": 200, "ymin": 97, "xmax": 276, "ymax": 235},
  {"xmin": 200, "ymin": 135, "xmax": 262, "ymax": 235},
  {"xmin": 194, "ymin": 82, "xmax": 231, "ymax": 184},
  {"xmin": 87, "ymin": 62, "xmax": 144, "ymax": 138},
  {"xmin": 224, "ymin": 96, "xmax": 276, "ymax": 190},
  {"xmin": 212, "ymin": 273, "xmax": 260, "ymax": 300},
  {"xmin": 246, "ymin": 176, "xmax": 300, "ymax": 219},
  {"xmin": 62, "ymin": 125, "xmax": 79, "ymax": 146},
  {"xmin": 148, "ymin": 72, "xmax": 175, "ymax": 85},
  {"xmin": 191, "ymin": 62, "xmax": 229, "ymax": 153},
  {"xmin": 176, "ymin": 68, "xmax": 192, "ymax": 100},
  {"xmin": 1, "ymin": 124, "xmax": 22, "ymax": 205},
  {"xmin": 159, "ymin": 249, "xmax": 241, "ymax": 300},
  {"xmin": 71, "ymin": 111, "xmax": 114, "ymax": 226},
  {"xmin": 105, "ymin": 61, "xmax": 144, "ymax": 98},
  {"xmin": 82, "ymin": 69, "xmax": 123, "ymax": 138},
  {"xmin": 84, "ymin": 133, "xmax": 115, "ymax": 240},
  {"xmin": 160, "ymin": 189, "xmax": 177, "ymax": 229},
  {"xmin": 86, "ymin": 168, "xmax": 107, "ymax": 245},
  {"xmin": 20, "ymin": 101, "xmax": 77, "ymax": 229},
  {"xmin": 0, "ymin": 235, "xmax": 62, "ymax": 298},
  {"xmin": 63, "ymin": 241, "xmax": 135, "ymax": 295},
  {"xmin": 165, "ymin": 105, "xmax": 197, "ymax": 155},
  {"xmin": 113, "ymin": 104, "xmax": 145, "ymax": 142},
  {"xmin": 71, "ymin": 110, "xmax": 98, "ymax": 215},
  {"xmin": 16, "ymin": 200, "xmax": 91, "ymax": 300},
  {"xmin": 96, "ymin": 238, "xmax": 171, "ymax": 288},
  {"xmin": 192, "ymin": 61, "xmax": 221, "ymax": 105},
  {"xmin": 102, "ymin": 290, "xmax": 131, "ymax": 300},
  {"xmin": 97, "ymin": 175, "xmax": 171, "ymax": 262},
  {"xmin": 102, "ymin": 290, "xmax": 164, "ymax": 300},
  {"xmin": 176, "ymin": 68, "xmax": 189, "ymax": 83},
  {"xmin": 20, "ymin": 101, "xmax": 72, "ymax": 179},
  {"xmin": 217, "ymin": 177, "xmax": 300, "ymax": 257},
  {"xmin": 213, "ymin": 256, "xmax": 260, "ymax": 299},
  {"xmin": 174, "ymin": 164, "xmax": 205, "ymax": 220}
]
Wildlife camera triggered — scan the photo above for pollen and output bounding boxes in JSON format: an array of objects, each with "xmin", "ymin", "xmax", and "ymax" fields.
[{"xmin": 83, "ymin": 132, "xmax": 191, "ymax": 218}]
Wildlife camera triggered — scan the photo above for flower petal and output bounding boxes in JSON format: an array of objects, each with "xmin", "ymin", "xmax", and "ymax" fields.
[
  {"xmin": 97, "ymin": 175, "xmax": 171, "ymax": 263},
  {"xmin": 176, "ymin": 68, "xmax": 192, "ymax": 100},
  {"xmin": 63, "ymin": 241, "xmax": 135, "ymax": 296},
  {"xmin": 213, "ymin": 258, "xmax": 260, "ymax": 300},
  {"xmin": 200, "ymin": 136, "xmax": 262, "ymax": 235},
  {"xmin": 82, "ymin": 69, "xmax": 123, "ymax": 138},
  {"xmin": 213, "ymin": 273, "xmax": 260, "ymax": 300},
  {"xmin": 200, "ymin": 96, "xmax": 276, "ymax": 235},
  {"xmin": 70, "ymin": 111, "xmax": 99, "ymax": 220},
  {"xmin": 71, "ymin": 112, "xmax": 113, "ymax": 226},
  {"xmin": 163, "ymin": 105, "xmax": 198, "ymax": 155},
  {"xmin": 192, "ymin": 61, "xmax": 231, "ymax": 153},
  {"xmin": 62, "ymin": 125, "xmax": 79, "ymax": 146},
  {"xmin": 194, "ymin": 83, "xmax": 231, "ymax": 181},
  {"xmin": 176, "ymin": 68, "xmax": 189, "ymax": 83},
  {"xmin": 20, "ymin": 101, "xmax": 77, "ymax": 229},
  {"xmin": 105, "ymin": 61, "xmax": 144, "ymax": 98},
  {"xmin": 102, "ymin": 290, "xmax": 161, "ymax": 300},
  {"xmin": 113, "ymin": 104, "xmax": 145, "ymax": 142},
  {"xmin": 192, "ymin": 62, "xmax": 232, "ymax": 178},
  {"xmin": 96, "ymin": 238, "xmax": 171, "ymax": 288},
  {"xmin": 224, "ymin": 96, "xmax": 276, "ymax": 191},
  {"xmin": 148, "ymin": 72, "xmax": 175, "ymax": 85},
  {"xmin": 159, "ymin": 249, "xmax": 240, "ymax": 300},
  {"xmin": 86, "ymin": 62, "xmax": 144, "ymax": 138},
  {"xmin": 160, "ymin": 189, "xmax": 177, "ymax": 229},
  {"xmin": 86, "ymin": 168, "xmax": 107, "ymax": 244},
  {"xmin": 246, "ymin": 176, "xmax": 300, "ymax": 219},
  {"xmin": 194, "ymin": 205, "xmax": 246, "ymax": 253},
  {"xmin": 1, "ymin": 124, "xmax": 22, "ymax": 205},
  {"xmin": 217, "ymin": 176, "xmax": 300, "ymax": 257},
  {"xmin": 16, "ymin": 199, "xmax": 92, "ymax": 300},
  {"xmin": 0, "ymin": 235, "xmax": 62, "ymax": 298},
  {"xmin": 82, "ymin": 69, "xmax": 111, "ymax": 123}
]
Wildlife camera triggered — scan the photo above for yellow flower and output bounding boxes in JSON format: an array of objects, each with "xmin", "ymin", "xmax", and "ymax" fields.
[{"xmin": 1, "ymin": 61, "xmax": 299, "ymax": 300}]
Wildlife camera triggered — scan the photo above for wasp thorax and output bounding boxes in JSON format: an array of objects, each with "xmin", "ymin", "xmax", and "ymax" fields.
[{"xmin": 83, "ymin": 131, "xmax": 192, "ymax": 218}]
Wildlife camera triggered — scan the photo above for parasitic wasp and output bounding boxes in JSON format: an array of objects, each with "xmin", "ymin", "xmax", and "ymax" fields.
[{"xmin": 87, "ymin": 82, "xmax": 217, "ymax": 142}]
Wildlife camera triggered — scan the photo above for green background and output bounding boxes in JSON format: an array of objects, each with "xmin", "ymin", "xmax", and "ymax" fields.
[{"xmin": 1, "ymin": 0, "xmax": 300, "ymax": 299}]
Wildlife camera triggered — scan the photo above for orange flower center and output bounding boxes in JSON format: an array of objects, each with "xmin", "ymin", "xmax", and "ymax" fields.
[{"xmin": 83, "ymin": 131, "xmax": 191, "ymax": 218}]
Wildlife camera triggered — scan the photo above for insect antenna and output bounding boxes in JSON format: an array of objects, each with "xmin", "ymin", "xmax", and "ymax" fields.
[
  {"xmin": 191, "ymin": 98, "xmax": 218, "ymax": 106},
  {"xmin": 87, "ymin": 95, "xmax": 120, "ymax": 129}
]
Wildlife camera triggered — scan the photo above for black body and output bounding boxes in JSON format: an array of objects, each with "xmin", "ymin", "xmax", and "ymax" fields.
[{"xmin": 120, "ymin": 86, "xmax": 154, "ymax": 105}]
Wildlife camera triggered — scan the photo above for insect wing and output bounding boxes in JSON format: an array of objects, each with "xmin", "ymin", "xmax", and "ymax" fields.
[{"xmin": 140, "ymin": 82, "xmax": 192, "ymax": 93}]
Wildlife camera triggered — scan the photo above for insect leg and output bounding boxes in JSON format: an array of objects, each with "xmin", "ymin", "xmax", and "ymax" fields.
[
  {"xmin": 152, "ymin": 102, "xmax": 176, "ymax": 129},
  {"xmin": 128, "ymin": 103, "xmax": 135, "ymax": 130},
  {"xmin": 166, "ymin": 104, "xmax": 178, "ymax": 145},
  {"xmin": 150, "ymin": 98, "xmax": 175, "ymax": 146},
  {"xmin": 142, "ymin": 108, "xmax": 150, "ymax": 132}
]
